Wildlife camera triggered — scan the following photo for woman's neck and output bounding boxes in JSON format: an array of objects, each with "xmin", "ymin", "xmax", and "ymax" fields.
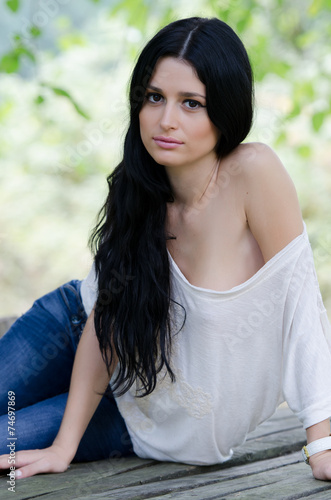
[{"xmin": 165, "ymin": 158, "xmax": 220, "ymax": 212}]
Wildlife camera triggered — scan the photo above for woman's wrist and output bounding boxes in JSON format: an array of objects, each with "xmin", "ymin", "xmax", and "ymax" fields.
[
  {"xmin": 51, "ymin": 437, "xmax": 77, "ymax": 465},
  {"xmin": 306, "ymin": 418, "xmax": 331, "ymax": 444}
]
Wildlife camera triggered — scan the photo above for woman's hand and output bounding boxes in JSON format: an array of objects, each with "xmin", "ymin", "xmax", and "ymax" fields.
[
  {"xmin": 0, "ymin": 444, "xmax": 72, "ymax": 479},
  {"xmin": 309, "ymin": 450, "xmax": 331, "ymax": 481},
  {"xmin": 305, "ymin": 420, "xmax": 331, "ymax": 481}
]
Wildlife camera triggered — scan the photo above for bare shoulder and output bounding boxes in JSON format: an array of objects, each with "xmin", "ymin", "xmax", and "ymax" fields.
[
  {"xmin": 230, "ymin": 142, "xmax": 304, "ymax": 262},
  {"xmin": 230, "ymin": 142, "xmax": 287, "ymax": 176}
]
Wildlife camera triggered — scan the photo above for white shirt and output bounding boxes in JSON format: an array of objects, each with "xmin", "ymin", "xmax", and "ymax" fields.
[{"xmin": 81, "ymin": 224, "xmax": 331, "ymax": 465}]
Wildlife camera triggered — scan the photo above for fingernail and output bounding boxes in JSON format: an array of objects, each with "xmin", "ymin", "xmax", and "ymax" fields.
[{"xmin": 15, "ymin": 470, "xmax": 22, "ymax": 478}]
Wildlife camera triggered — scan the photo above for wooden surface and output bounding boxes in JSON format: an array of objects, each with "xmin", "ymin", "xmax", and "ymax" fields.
[{"xmin": 1, "ymin": 318, "xmax": 331, "ymax": 498}]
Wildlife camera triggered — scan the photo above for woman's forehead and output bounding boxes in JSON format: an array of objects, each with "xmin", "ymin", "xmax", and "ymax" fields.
[{"xmin": 147, "ymin": 57, "xmax": 205, "ymax": 94}]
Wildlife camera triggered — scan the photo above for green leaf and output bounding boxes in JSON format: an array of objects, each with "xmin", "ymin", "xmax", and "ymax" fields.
[
  {"xmin": 34, "ymin": 95, "xmax": 45, "ymax": 105},
  {"xmin": 308, "ymin": 0, "xmax": 324, "ymax": 16},
  {"xmin": 312, "ymin": 111, "xmax": 326, "ymax": 132},
  {"xmin": 30, "ymin": 26, "xmax": 42, "ymax": 38},
  {"xmin": 236, "ymin": 12, "xmax": 253, "ymax": 34},
  {"xmin": 71, "ymin": 102, "xmax": 90, "ymax": 120},
  {"xmin": 297, "ymin": 145, "xmax": 312, "ymax": 158},
  {"xmin": 0, "ymin": 53, "xmax": 19, "ymax": 73},
  {"xmin": 288, "ymin": 102, "xmax": 301, "ymax": 120},
  {"xmin": 50, "ymin": 87, "xmax": 71, "ymax": 98},
  {"xmin": 0, "ymin": 42, "xmax": 37, "ymax": 72},
  {"xmin": 16, "ymin": 46, "xmax": 36, "ymax": 62},
  {"xmin": 6, "ymin": 0, "xmax": 20, "ymax": 12},
  {"xmin": 275, "ymin": 130, "xmax": 287, "ymax": 146},
  {"xmin": 111, "ymin": 0, "xmax": 148, "ymax": 30},
  {"xmin": 41, "ymin": 84, "xmax": 90, "ymax": 120}
]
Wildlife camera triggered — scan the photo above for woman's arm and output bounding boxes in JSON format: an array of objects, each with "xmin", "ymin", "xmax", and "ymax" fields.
[
  {"xmin": 242, "ymin": 142, "xmax": 303, "ymax": 262},
  {"xmin": 306, "ymin": 420, "xmax": 331, "ymax": 480},
  {"xmin": 0, "ymin": 309, "xmax": 115, "ymax": 479},
  {"xmin": 242, "ymin": 143, "xmax": 331, "ymax": 480}
]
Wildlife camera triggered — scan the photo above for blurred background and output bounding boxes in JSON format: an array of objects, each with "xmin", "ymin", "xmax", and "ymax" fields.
[{"xmin": 0, "ymin": 0, "xmax": 330, "ymax": 317}]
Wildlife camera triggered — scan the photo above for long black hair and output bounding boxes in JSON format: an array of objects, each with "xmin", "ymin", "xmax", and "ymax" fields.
[{"xmin": 90, "ymin": 17, "xmax": 254, "ymax": 397}]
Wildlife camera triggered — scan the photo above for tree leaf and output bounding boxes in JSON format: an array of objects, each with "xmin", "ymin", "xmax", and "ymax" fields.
[
  {"xmin": 49, "ymin": 86, "xmax": 72, "ymax": 98},
  {"xmin": 71, "ymin": 101, "xmax": 90, "ymax": 120},
  {"xmin": 30, "ymin": 26, "xmax": 42, "ymax": 38},
  {"xmin": 0, "ymin": 53, "xmax": 19, "ymax": 73},
  {"xmin": 297, "ymin": 145, "xmax": 312, "ymax": 158},
  {"xmin": 308, "ymin": 0, "xmax": 324, "ymax": 16},
  {"xmin": 34, "ymin": 95, "xmax": 45, "ymax": 105},
  {"xmin": 16, "ymin": 46, "xmax": 36, "ymax": 62},
  {"xmin": 42, "ymin": 84, "xmax": 90, "ymax": 120},
  {"xmin": 312, "ymin": 111, "xmax": 326, "ymax": 132},
  {"xmin": 6, "ymin": 0, "xmax": 20, "ymax": 12}
]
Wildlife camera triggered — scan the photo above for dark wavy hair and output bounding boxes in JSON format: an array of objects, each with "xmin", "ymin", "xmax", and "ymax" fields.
[{"xmin": 90, "ymin": 17, "xmax": 254, "ymax": 397}]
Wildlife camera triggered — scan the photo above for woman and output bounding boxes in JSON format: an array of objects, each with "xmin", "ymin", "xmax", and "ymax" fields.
[{"xmin": 1, "ymin": 16, "xmax": 331, "ymax": 481}]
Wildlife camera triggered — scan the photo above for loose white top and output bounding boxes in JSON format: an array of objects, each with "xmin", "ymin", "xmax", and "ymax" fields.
[{"xmin": 81, "ymin": 225, "xmax": 331, "ymax": 465}]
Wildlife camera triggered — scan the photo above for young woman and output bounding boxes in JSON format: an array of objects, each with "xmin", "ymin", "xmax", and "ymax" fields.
[{"xmin": 1, "ymin": 16, "xmax": 331, "ymax": 481}]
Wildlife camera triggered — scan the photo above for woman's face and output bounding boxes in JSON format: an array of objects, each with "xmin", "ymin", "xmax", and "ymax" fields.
[{"xmin": 139, "ymin": 57, "xmax": 220, "ymax": 171}]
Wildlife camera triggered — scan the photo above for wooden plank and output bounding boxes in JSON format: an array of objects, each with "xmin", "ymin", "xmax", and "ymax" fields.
[
  {"xmin": 0, "ymin": 323, "xmax": 316, "ymax": 500},
  {"xmin": 0, "ymin": 456, "xmax": 155, "ymax": 500},
  {"xmin": 302, "ymin": 491, "xmax": 331, "ymax": 499},
  {"xmin": 0, "ymin": 456, "xmax": 284, "ymax": 500},
  {"xmin": 208, "ymin": 463, "xmax": 331, "ymax": 500},
  {"xmin": 46, "ymin": 452, "xmax": 330, "ymax": 500},
  {"xmin": 0, "ymin": 407, "xmax": 308, "ymax": 500},
  {"xmin": 2, "ymin": 442, "xmax": 309, "ymax": 500},
  {"xmin": 227, "ymin": 427, "xmax": 306, "ymax": 467}
]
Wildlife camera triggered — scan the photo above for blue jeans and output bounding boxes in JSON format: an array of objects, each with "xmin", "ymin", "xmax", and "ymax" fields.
[{"xmin": 0, "ymin": 280, "xmax": 134, "ymax": 461}]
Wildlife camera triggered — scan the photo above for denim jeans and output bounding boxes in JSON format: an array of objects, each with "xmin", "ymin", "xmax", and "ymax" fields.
[{"xmin": 0, "ymin": 280, "xmax": 134, "ymax": 461}]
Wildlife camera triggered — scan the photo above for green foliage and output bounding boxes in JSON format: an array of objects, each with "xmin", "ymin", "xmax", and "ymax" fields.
[
  {"xmin": 6, "ymin": 0, "xmax": 20, "ymax": 12},
  {"xmin": 0, "ymin": 45, "xmax": 35, "ymax": 73},
  {"xmin": 111, "ymin": 0, "xmax": 149, "ymax": 30},
  {"xmin": 312, "ymin": 111, "xmax": 328, "ymax": 132},
  {"xmin": 3, "ymin": 0, "xmax": 330, "ymax": 138},
  {"xmin": 1, "ymin": 0, "xmax": 330, "ymax": 315},
  {"xmin": 40, "ymin": 84, "xmax": 90, "ymax": 119}
]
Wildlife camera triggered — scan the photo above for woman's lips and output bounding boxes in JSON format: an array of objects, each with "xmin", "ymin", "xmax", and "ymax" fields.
[{"xmin": 153, "ymin": 136, "xmax": 184, "ymax": 149}]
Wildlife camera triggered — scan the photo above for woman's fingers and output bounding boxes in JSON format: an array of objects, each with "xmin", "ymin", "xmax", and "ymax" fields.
[
  {"xmin": 1, "ymin": 449, "xmax": 37, "ymax": 468},
  {"xmin": 0, "ymin": 447, "xmax": 70, "ymax": 479},
  {"xmin": 15, "ymin": 457, "xmax": 68, "ymax": 480}
]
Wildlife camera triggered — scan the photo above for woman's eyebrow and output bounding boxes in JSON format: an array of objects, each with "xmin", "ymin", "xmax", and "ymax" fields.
[{"xmin": 147, "ymin": 84, "xmax": 206, "ymax": 99}]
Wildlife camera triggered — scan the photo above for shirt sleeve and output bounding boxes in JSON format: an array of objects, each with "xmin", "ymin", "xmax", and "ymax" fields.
[
  {"xmin": 282, "ymin": 240, "xmax": 331, "ymax": 429},
  {"xmin": 80, "ymin": 262, "xmax": 98, "ymax": 317}
]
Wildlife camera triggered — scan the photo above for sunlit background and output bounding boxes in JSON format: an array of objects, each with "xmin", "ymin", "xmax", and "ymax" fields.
[{"xmin": 1, "ymin": 0, "xmax": 330, "ymax": 317}]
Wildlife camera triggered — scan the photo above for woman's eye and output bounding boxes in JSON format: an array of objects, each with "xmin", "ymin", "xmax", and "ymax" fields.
[
  {"xmin": 146, "ymin": 93, "xmax": 163, "ymax": 103},
  {"xmin": 183, "ymin": 99, "xmax": 204, "ymax": 109}
]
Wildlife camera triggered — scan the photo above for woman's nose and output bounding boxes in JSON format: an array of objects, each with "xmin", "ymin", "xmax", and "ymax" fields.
[{"xmin": 160, "ymin": 103, "xmax": 178, "ymax": 130}]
